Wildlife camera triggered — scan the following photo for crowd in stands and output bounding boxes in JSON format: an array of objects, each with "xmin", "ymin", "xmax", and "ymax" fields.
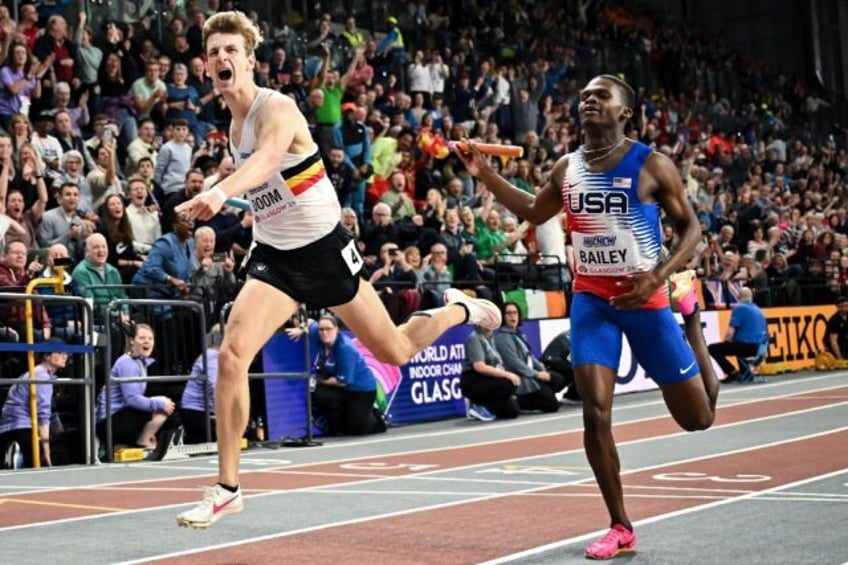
[{"xmin": 0, "ymin": 0, "xmax": 847, "ymax": 451}]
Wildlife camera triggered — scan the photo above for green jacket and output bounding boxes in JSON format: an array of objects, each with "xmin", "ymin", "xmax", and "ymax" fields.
[{"xmin": 72, "ymin": 259, "xmax": 129, "ymax": 319}]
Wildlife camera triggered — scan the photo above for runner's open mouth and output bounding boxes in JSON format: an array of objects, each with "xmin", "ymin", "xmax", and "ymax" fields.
[{"xmin": 218, "ymin": 69, "xmax": 233, "ymax": 81}]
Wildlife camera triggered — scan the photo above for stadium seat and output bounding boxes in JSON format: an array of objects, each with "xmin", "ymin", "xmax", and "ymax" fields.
[{"xmin": 736, "ymin": 336, "xmax": 769, "ymax": 383}]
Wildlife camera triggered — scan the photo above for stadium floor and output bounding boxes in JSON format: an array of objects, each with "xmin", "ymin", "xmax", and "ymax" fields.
[{"xmin": 1, "ymin": 371, "xmax": 847, "ymax": 564}]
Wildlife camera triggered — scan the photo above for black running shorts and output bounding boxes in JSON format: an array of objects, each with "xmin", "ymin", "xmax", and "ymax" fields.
[{"xmin": 245, "ymin": 223, "xmax": 363, "ymax": 309}]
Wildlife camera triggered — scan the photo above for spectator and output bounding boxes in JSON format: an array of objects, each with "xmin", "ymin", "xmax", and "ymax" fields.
[
  {"xmin": 341, "ymin": 206, "xmax": 362, "ymax": 243},
  {"xmin": 33, "ymin": 15, "xmax": 76, "ymax": 89},
  {"xmin": 71, "ymin": 233, "xmax": 130, "ymax": 326},
  {"xmin": 460, "ymin": 322, "xmax": 521, "ymax": 421},
  {"xmin": 340, "ymin": 16, "xmax": 366, "ymax": 50},
  {"xmin": 86, "ymin": 141, "xmax": 122, "ymax": 211},
  {"xmin": 154, "ymin": 119, "xmax": 192, "ymax": 196},
  {"xmin": 369, "ymin": 241, "xmax": 421, "ymax": 324},
  {"xmin": 135, "ymin": 156, "xmax": 164, "ymax": 206},
  {"xmin": 0, "ymin": 239, "xmax": 51, "ymax": 340},
  {"xmin": 97, "ymin": 52, "xmax": 138, "ymax": 149},
  {"xmin": 494, "ymin": 302, "xmax": 561, "ymax": 413},
  {"xmin": 162, "ymin": 169, "xmax": 204, "ymax": 233},
  {"xmin": 190, "ymin": 226, "xmax": 237, "ymax": 323},
  {"xmin": 131, "ymin": 211, "xmax": 195, "ymax": 300},
  {"xmin": 420, "ymin": 188, "xmax": 446, "ymax": 232},
  {"xmin": 407, "ymin": 50, "xmax": 432, "ymax": 108},
  {"xmin": 380, "ymin": 170, "xmax": 415, "ymax": 222},
  {"xmin": 438, "ymin": 207, "xmax": 487, "ymax": 291},
  {"xmin": 418, "ymin": 242, "xmax": 452, "ymax": 308},
  {"xmin": 344, "ymin": 47, "xmax": 374, "ymax": 101},
  {"xmin": 325, "ymin": 145, "xmax": 357, "ymax": 205},
  {"xmin": 334, "ymin": 102, "xmax": 372, "ymax": 216},
  {"xmin": 98, "ymin": 195, "xmax": 142, "ymax": 284},
  {"xmin": 361, "ymin": 202, "xmax": 399, "ymax": 257},
  {"xmin": 51, "ymin": 82, "xmax": 89, "ymax": 137},
  {"xmin": 825, "ymin": 296, "xmax": 848, "ymax": 360},
  {"xmin": 288, "ymin": 315, "xmax": 386, "ymax": 436},
  {"xmin": 181, "ymin": 324, "xmax": 222, "ymax": 444},
  {"xmin": 2, "ymin": 142, "xmax": 47, "ymax": 249},
  {"xmin": 473, "ymin": 192, "xmax": 510, "ymax": 273},
  {"xmin": 17, "ymin": 4, "xmax": 40, "ymax": 52},
  {"xmin": 708, "ymin": 288, "xmax": 768, "ymax": 381},
  {"xmin": 15, "ymin": 142, "xmax": 50, "ymax": 212},
  {"xmin": 36, "ymin": 243, "xmax": 80, "ymax": 342},
  {"xmin": 53, "ymin": 113, "xmax": 96, "ymax": 174},
  {"xmin": 534, "ymin": 212, "xmax": 569, "ymax": 290},
  {"xmin": 73, "ymin": 12, "xmax": 102, "ymax": 100},
  {"xmin": 0, "ymin": 193, "xmax": 26, "ymax": 250},
  {"xmin": 30, "ymin": 111, "xmax": 64, "ymax": 174},
  {"xmin": 125, "ymin": 176, "xmax": 161, "ymax": 255},
  {"xmin": 37, "ymin": 183, "xmax": 93, "ymax": 260},
  {"xmin": 187, "ymin": 57, "xmax": 218, "ymax": 128},
  {"xmin": 540, "ymin": 330, "xmax": 580, "ymax": 403},
  {"xmin": 8, "ymin": 114, "xmax": 33, "ymax": 161},
  {"xmin": 201, "ymin": 155, "xmax": 234, "ymax": 192},
  {"xmin": 84, "ymin": 114, "xmax": 117, "ymax": 154},
  {"xmin": 0, "ymin": 339, "xmax": 68, "ymax": 469},
  {"xmin": 164, "ymin": 63, "xmax": 211, "ymax": 141},
  {"xmin": 126, "ymin": 118, "xmax": 159, "ymax": 177},
  {"xmin": 95, "ymin": 323, "xmax": 176, "ymax": 456},
  {"xmin": 0, "ymin": 43, "xmax": 44, "ymax": 131},
  {"xmin": 314, "ymin": 45, "xmax": 358, "ymax": 155}
]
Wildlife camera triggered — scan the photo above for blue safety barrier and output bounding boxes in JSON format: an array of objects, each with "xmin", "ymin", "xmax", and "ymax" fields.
[{"xmin": 0, "ymin": 343, "xmax": 96, "ymax": 354}]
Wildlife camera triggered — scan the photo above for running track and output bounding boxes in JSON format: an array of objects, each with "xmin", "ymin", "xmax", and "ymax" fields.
[{"xmin": 1, "ymin": 373, "xmax": 847, "ymax": 564}]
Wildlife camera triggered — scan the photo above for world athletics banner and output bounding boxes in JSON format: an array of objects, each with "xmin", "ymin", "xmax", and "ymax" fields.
[{"xmin": 261, "ymin": 313, "xmax": 727, "ymax": 439}]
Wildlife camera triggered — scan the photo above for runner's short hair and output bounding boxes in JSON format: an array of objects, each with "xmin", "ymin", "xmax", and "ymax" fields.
[
  {"xmin": 595, "ymin": 74, "xmax": 636, "ymax": 110},
  {"xmin": 204, "ymin": 11, "xmax": 263, "ymax": 54}
]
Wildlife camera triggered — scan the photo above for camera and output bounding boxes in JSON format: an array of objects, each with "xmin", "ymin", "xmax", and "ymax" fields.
[
  {"xmin": 390, "ymin": 249, "xmax": 401, "ymax": 256},
  {"xmin": 212, "ymin": 253, "xmax": 226, "ymax": 262}
]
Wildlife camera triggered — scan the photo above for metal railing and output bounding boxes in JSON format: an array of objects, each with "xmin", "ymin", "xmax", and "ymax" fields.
[
  {"xmin": 101, "ymin": 298, "xmax": 208, "ymax": 461},
  {"xmin": 219, "ymin": 302, "xmax": 318, "ymax": 447},
  {"xmin": 0, "ymin": 293, "xmax": 98, "ymax": 466}
]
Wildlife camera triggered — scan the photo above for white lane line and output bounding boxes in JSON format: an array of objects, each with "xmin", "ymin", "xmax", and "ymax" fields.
[
  {"xmin": 299, "ymin": 488, "xmax": 733, "ymax": 501},
  {"xmin": 3, "ymin": 380, "xmax": 847, "ymax": 499},
  {"xmin": 98, "ymin": 426, "xmax": 848, "ymax": 564},
  {"xmin": 2, "ymin": 373, "xmax": 846, "ymax": 482},
  {"xmin": 480, "ymin": 466, "xmax": 848, "ymax": 565},
  {"xmin": 1, "ymin": 402, "xmax": 847, "ymax": 534}
]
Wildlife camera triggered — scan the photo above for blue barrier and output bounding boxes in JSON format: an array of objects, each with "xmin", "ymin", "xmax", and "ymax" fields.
[{"xmin": 0, "ymin": 343, "xmax": 96, "ymax": 354}]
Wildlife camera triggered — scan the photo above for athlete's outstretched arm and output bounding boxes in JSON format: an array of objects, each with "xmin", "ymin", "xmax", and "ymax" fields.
[
  {"xmin": 177, "ymin": 95, "xmax": 299, "ymax": 220},
  {"xmin": 648, "ymin": 152, "xmax": 700, "ymax": 282},
  {"xmin": 453, "ymin": 140, "xmax": 564, "ymax": 225}
]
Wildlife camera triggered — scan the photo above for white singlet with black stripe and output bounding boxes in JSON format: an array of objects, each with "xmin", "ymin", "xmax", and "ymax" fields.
[{"xmin": 231, "ymin": 88, "xmax": 340, "ymax": 249}]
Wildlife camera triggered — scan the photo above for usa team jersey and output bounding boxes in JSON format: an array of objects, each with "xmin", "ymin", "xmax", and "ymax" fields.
[{"xmin": 562, "ymin": 141, "xmax": 668, "ymax": 309}]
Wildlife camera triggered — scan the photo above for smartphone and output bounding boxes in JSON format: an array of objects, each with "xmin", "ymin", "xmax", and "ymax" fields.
[
  {"xmin": 103, "ymin": 128, "xmax": 114, "ymax": 143},
  {"xmin": 212, "ymin": 253, "xmax": 226, "ymax": 262}
]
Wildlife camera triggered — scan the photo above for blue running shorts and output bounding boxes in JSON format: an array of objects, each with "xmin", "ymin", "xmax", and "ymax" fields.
[{"xmin": 570, "ymin": 292, "xmax": 699, "ymax": 385}]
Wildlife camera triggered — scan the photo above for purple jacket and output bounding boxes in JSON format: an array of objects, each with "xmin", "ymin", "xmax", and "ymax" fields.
[
  {"xmin": 0, "ymin": 67, "xmax": 37, "ymax": 116},
  {"xmin": 95, "ymin": 354, "xmax": 163, "ymax": 421},
  {"xmin": 180, "ymin": 349, "xmax": 218, "ymax": 412},
  {"xmin": 0, "ymin": 365, "xmax": 55, "ymax": 433}
]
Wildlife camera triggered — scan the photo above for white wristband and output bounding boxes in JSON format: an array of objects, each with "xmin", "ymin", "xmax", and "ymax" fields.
[{"xmin": 210, "ymin": 186, "xmax": 227, "ymax": 204}]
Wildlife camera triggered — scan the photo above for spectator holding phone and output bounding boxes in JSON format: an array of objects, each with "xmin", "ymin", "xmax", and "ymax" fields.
[{"xmin": 190, "ymin": 226, "xmax": 237, "ymax": 324}]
